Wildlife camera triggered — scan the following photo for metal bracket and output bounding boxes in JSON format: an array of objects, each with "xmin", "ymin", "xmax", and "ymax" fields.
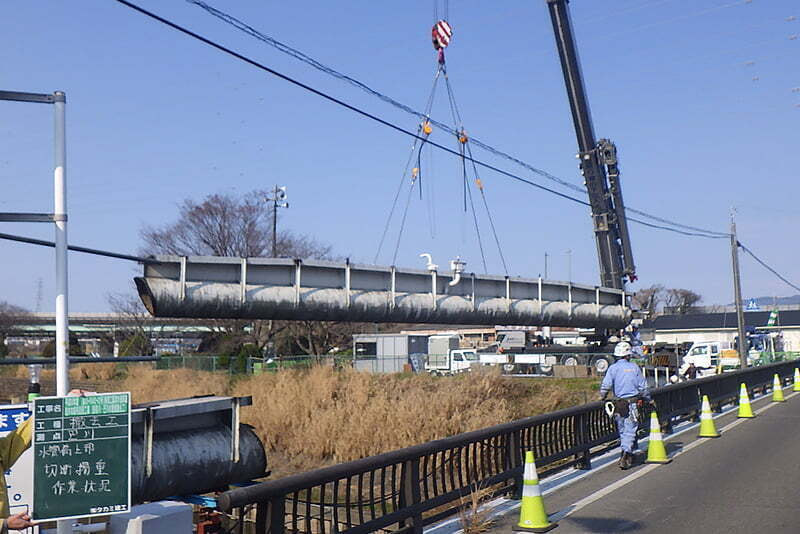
[
  {"xmin": 390, "ymin": 266, "xmax": 396, "ymax": 310},
  {"xmin": 144, "ymin": 406, "xmax": 154, "ymax": 478},
  {"xmin": 0, "ymin": 90, "xmax": 56, "ymax": 104},
  {"xmin": 231, "ymin": 397, "xmax": 241, "ymax": 463},
  {"xmin": 179, "ymin": 256, "xmax": 187, "ymax": 301},
  {"xmin": 294, "ymin": 260, "xmax": 302, "ymax": 306},
  {"xmin": 0, "ymin": 212, "xmax": 64, "ymax": 222},
  {"xmin": 345, "ymin": 260, "xmax": 351, "ymax": 309},
  {"xmin": 431, "ymin": 270, "xmax": 437, "ymax": 310},
  {"xmin": 240, "ymin": 258, "xmax": 248, "ymax": 304}
]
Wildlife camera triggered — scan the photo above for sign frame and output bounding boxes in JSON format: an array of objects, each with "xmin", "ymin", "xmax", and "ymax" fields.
[{"xmin": 31, "ymin": 392, "xmax": 131, "ymax": 522}]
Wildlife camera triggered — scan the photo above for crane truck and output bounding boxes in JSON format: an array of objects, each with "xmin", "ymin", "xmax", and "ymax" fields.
[{"xmin": 479, "ymin": 1, "xmax": 637, "ymax": 375}]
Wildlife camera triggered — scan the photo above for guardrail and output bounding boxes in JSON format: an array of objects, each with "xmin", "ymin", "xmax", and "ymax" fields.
[{"xmin": 216, "ymin": 359, "xmax": 800, "ymax": 534}]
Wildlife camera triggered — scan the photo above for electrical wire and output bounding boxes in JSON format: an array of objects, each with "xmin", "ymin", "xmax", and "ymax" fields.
[
  {"xmin": 739, "ymin": 243, "xmax": 800, "ymax": 293},
  {"xmin": 117, "ymin": 0, "xmax": 731, "ymax": 242},
  {"xmin": 185, "ymin": 0, "xmax": 728, "ymax": 239}
]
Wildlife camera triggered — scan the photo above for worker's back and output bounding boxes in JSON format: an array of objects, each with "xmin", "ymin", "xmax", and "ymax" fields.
[{"xmin": 601, "ymin": 359, "xmax": 648, "ymax": 399}]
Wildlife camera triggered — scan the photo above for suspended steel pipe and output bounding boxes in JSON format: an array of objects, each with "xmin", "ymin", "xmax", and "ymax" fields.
[{"xmin": 135, "ymin": 256, "xmax": 631, "ymax": 329}]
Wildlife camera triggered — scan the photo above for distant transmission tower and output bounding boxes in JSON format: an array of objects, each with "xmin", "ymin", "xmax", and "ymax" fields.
[{"xmin": 34, "ymin": 277, "xmax": 43, "ymax": 312}]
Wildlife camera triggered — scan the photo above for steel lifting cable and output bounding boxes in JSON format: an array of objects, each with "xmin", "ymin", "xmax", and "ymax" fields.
[
  {"xmin": 374, "ymin": 68, "xmax": 442, "ymax": 263},
  {"xmin": 442, "ymin": 66, "xmax": 509, "ymax": 275}
]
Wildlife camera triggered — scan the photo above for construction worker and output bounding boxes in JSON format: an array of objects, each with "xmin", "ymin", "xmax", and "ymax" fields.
[
  {"xmin": 682, "ymin": 362, "xmax": 699, "ymax": 381},
  {"xmin": 599, "ymin": 341, "xmax": 652, "ymax": 470},
  {"xmin": 0, "ymin": 414, "xmax": 33, "ymax": 532}
]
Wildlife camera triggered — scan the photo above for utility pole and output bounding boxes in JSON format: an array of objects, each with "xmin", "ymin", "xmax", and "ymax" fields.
[
  {"xmin": 730, "ymin": 210, "xmax": 747, "ymax": 368},
  {"xmin": 266, "ymin": 185, "xmax": 289, "ymax": 257}
]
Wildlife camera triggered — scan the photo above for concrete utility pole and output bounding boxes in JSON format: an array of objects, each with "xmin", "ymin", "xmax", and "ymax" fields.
[
  {"xmin": 730, "ymin": 210, "xmax": 747, "ymax": 368},
  {"xmin": 267, "ymin": 185, "xmax": 288, "ymax": 257}
]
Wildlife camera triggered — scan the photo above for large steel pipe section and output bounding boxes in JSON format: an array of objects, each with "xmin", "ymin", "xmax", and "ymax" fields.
[{"xmin": 135, "ymin": 256, "xmax": 631, "ymax": 329}]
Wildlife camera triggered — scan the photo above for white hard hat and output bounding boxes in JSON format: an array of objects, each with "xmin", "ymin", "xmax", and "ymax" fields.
[{"xmin": 614, "ymin": 341, "xmax": 632, "ymax": 357}]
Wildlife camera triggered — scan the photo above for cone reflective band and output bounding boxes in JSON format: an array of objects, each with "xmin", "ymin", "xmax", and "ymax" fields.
[
  {"xmin": 513, "ymin": 451, "xmax": 557, "ymax": 532},
  {"xmin": 772, "ymin": 374, "xmax": 785, "ymax": 402},
  {"xmin": 794, "ymin": 368, "xmax": 800, "ymax": 392},
  {"xmin": 645, "ymin": 411, "xmax": 671, "ymax": 464},
  {"xmin": 698, "ymin": 395, "xmax": 720, "ymax": 438},
  {"xmin": 737, "ymin": 383, "xmax": 755, "ymax": 418}
]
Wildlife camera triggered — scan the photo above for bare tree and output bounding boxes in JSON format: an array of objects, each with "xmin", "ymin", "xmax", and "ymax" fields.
[
  {"xmin": 107, "ymin": 291, "xmax": 154, "ymax": 355},
  {"xmin": 664, "ymin": 288, "xmax": 702, "ymax": 314},
  {"xmin": 140, "ymin": 190, "xmax": 331, "ymax": 259},
  {"xmin": 0, "ymin": 301, "xmax": 28, "ymax": 357},
  {"xmin": 631, "ymin": 285, "xmax": 664, "ymax": 317}
]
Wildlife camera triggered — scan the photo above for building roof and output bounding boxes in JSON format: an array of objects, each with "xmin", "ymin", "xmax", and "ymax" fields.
[{"xmin": 642, "ymin": 309, "xmax": 800, "ymax": 331}]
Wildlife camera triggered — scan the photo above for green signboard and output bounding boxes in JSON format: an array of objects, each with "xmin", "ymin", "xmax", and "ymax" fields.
[{"xmin": 32, "ymin": 393, "xmax": 131, "ymax": 521}]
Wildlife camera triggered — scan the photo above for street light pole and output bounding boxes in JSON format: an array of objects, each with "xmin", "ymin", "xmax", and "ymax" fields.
[{"xmin": 266, "ymin": 185, "xmax": 289, "ymax": 257}]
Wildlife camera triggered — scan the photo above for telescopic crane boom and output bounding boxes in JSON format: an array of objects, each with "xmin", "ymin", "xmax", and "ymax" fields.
[{"xmin": 545, "ymin": 0, "xmax": 636, "ymax": 290}]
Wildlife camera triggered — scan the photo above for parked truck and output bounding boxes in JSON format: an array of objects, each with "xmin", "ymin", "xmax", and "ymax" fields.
[
  {"xmin": 481, "ymin": 329, "xmax": 619, "ymax": 374},
  {"xmin": 425, "ymin": 349, "xmax": 479, "ymax": 375}
]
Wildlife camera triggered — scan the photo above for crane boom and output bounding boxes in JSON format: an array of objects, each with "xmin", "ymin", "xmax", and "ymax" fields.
[{"xmin": 545, "ymin": 0, "xmax": 636, "ymax": 290}]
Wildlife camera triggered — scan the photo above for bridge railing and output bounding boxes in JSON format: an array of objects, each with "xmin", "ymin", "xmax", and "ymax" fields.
[{"xmin": 217, "ymin": 360, "xmax": 800, "ymax": 534}]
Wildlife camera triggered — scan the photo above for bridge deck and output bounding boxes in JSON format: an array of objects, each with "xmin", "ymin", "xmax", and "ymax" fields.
[{"xmin": 485, "ymin": 389, "xmax": 799, "ymax": 533}]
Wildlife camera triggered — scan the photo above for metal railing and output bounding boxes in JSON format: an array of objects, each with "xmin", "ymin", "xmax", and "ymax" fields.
[{"xmin": 217, "ymin": 359, "xmax": 800, "ymax": 534}]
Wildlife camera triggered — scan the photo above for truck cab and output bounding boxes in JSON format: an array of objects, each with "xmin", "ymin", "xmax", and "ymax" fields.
[
  {"xmin": 425, "ymin": 349, "xmax": 478, "ymax": 375},
  {"xmin": 680, "ymin": 341, "xmax": 740, "ymax": 377}
]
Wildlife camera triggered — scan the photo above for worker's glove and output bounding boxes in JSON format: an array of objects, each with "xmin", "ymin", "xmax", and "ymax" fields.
[{"xmin": 598, "ymin": 392, "xmax": 608, "ymax": 401}]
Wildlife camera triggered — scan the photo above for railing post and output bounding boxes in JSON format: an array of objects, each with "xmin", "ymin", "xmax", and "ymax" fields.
[
  {"xmin": 573, "ymin": 412, "xmax": 591, "ymax": 470},
  {"xmin": 256, "ymin": 497, "xmax": 284, "ymax": 534},
  {"xmin": 399, "ymin": 459, "xmax": 423, "ymax": 534},
  {"xmin": 506, "ymin": 431, "xmax": 523, "ymax": 499}
]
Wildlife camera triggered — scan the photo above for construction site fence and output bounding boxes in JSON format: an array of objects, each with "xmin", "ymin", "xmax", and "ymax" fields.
[{"xmin": 217, "ymin": 359, "xmax": 800, "ymax": 534}]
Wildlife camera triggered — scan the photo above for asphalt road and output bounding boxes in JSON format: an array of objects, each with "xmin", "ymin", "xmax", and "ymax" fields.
[{"xmin": 489, "ymin": 388, "xmax": 800, "ymax": 533}]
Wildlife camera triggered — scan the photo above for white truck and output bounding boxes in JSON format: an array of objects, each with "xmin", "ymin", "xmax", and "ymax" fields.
[
  {"xmin": 679, "ymin": 341, "xmax": 741, "ymax": 377},
  {"xmin": 425, "ymin": 349, "xmax": 480, "ymax": 375}
]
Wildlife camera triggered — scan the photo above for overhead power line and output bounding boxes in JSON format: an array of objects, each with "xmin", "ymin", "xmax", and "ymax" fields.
[
  {"xmin": 115, "ymin": 0, "xmax": 730, "ymax": 240},
  {"xmin": 186, "ymin": 0, "xmax": 730, "ymax": 239},
  {"xmin": 739, "ymin": 243, "xmax": 800, "ymax": 293}
]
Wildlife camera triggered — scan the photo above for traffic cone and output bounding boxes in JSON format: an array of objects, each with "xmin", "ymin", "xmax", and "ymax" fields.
[
  {"xmin": 513, "ymin": 451, "xmax": 557, "ymax": 532},
  {"xmin": 645, "ymin": 411, "xmax": 672, "ymax": 464},
  {"xmin": 737, "ymin": 383, "xmax": 755, "ymax": 418},
  {"xmin": 697, "ymin": 395, "xmax": 720, "ymax": 438},
  {"xmin": 793, "ymin": 368, "xmax": 800, "ymax": 392},
  {"xmin": 772, "ymin": 374, "xmax": 785, "ymax": 402}
]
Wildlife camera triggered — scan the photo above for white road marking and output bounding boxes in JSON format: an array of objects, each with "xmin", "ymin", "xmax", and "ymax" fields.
[{"xmin": 425, "ymin": 385, "xmax": 797, "ymax": 534}]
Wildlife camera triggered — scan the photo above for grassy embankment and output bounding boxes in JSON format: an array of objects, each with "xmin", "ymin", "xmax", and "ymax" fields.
[{"xmin": 9, "ymin": 364, "xmax": 600, "ymax": 477}]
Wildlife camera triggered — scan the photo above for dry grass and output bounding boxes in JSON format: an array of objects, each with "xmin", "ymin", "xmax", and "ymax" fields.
[
  {"xmin": 97, "ymin": 365, "xmax": 597, "ymax": 477},
  {"xmin": 458, "ymin": 483, "xmax": 497, "ymax": 534}
]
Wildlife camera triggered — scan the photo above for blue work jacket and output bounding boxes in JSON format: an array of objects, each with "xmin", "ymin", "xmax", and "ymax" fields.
[{"xmin": 600, "ymin": 359, "xmax": 650, "ymax": 400}]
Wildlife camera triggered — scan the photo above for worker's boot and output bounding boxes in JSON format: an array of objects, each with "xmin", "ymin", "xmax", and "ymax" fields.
[{"xmin": 618, "ymin": 452, "xmax": 628, "ymax": 470}]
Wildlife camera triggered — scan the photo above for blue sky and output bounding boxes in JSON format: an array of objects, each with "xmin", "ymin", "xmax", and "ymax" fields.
[{"xmin": 1, "ymin": 0, "xmax": 798, "ymax": 312}]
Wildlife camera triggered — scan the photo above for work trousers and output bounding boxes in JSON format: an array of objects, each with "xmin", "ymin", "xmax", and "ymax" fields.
[{"xmin": 614, "ymin": 401, "xmax": 639, "ymax": 453}]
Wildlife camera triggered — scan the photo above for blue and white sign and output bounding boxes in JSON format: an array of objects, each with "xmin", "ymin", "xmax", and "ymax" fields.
[
  {"xmin": 1, "ymin": 405, "xmax": 36, "ymax": 533},
  {"xmin": 746, "ymin": 299, "xmax": 760, "ymax": 311}
]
